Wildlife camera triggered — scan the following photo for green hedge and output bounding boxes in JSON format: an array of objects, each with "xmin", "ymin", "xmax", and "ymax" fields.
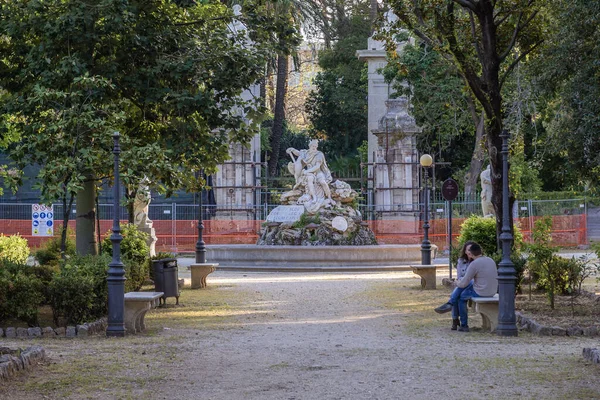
[
  {"xmin": 35, "ymin": 231, "xmax": 76, "ymax": 267},
  {"xmin": 0, "ymin": 234, "xmax": 30, "ymax": 264},
  {"xmin": 0, "ymin": 261, "xmax": 44, "ymax": 326},
  {"xmin": 49, "ymin": 255, "xmax": 109, "ymax": 325}
]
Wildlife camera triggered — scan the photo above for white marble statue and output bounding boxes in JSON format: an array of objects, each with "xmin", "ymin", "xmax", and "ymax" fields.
[
  {"xmin": 480, "ymin": 165, "xmax": 495, "ymax": 217},
  {"xmin": 286, "ymin": 140, "xmax": 335, "ymax": 213},
  {"xmin": 133, "ymin": 177, "xmax": 157, "ymax": 256},
  {"xmin": 133, "ymin": 179, "xmax": 152, "ymax": 228}
]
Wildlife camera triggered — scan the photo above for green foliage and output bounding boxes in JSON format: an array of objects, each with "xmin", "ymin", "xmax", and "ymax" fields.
[
  {"xmin": 526, "ymin": 216, "xmax": 562, "ymax": 309},
  {"xmin": 292, "ymin": 213, "xmax": 321, "ymax": 229},
  {"xmin": 305, "ymin": 15, "xmax": 369, "ymax": 160},
  {"xmin": 35, "ymin": 232, "xmax": 76, "ymax": 267},
  {"xmin": 102, "ymin": 224, "xmax": 149, "ymax": 292},
  {"xmin": 1, "ymin": 0, "xmax": 269, "ymax": 223},
  {"xmin": 456, "ymin": 215, "xmax": 523, "ymax": 266},
  {"xmin": 456, "ymin": 216, "xmax": 500, "ymax": 257},
  {"xmin": 382, "ymin": 42, "xmax": 474, "ymax": 168},
  {"xmin": 0, "ymin": 234, "xmax": 30, "ymax": 264},
  {"xmin": 49, "ymin": 254, "xmax": 109, "ymax": 326},
  {"xmin": 0, "ymin": 262, "xmax": 44, "ymax": 326},
  {"xmin": 528, "ymin": 0, "xmax": 600, "ymax": 193}
]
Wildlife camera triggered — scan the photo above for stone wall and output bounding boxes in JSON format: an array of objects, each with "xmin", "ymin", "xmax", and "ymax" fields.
[
  {"xmin": 0, "ymin": 346, "xmax": 46, "ymax": 381},
  {"xmin": 0, "ymin": 318, "xmax": 107, "ymax": 339}
]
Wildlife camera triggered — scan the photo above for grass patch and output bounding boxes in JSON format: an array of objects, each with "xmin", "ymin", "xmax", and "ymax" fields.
[{"xmin": 145, "ymin": 284, "xmax": 269, "ymax": 330}]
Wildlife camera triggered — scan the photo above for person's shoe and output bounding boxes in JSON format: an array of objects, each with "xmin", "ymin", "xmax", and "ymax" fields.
[
  {"xmin": 451, "ymin": 318, "xmax": 460, "ymax": 330},
  {"xmin": 458, "ymin": 325, "xmax": 470, "ymax": 332},
  {"xmin": 434, "ymin": 303, "xmax": 453, "ymax": 314}
]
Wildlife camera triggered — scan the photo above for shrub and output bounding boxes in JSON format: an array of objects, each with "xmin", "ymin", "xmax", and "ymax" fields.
[
  {"xmin": 35, "ymin": 230, "xmax": 76, "ymax": 267},
  {"xmin": 0, "ymin": 262, "xmax": 44, "ymax": 326},
  {"xmin": 455, "ymin": 215, "xmax": 523, "ymax": 263},
  {"xmin": 0, "ymin": 234, "xmax": 30, "ymax": 264},
  {"xmin": 49, "ymin": 254, "xmax": 109, "ymax": 325},
  {"xmin": 31, "ymin": 264, "xmax": 59, "ymax": 304},
  {"xmin": 525, "ymin": 216, "xmax": 568, "ymax": 309},
  {"xmin": 534, "ymin": 256, "xmax": 573, "ymax": 301},
  {"xmin": 102, "ymin": 224, "xmax": 150, "ymax": 292}
]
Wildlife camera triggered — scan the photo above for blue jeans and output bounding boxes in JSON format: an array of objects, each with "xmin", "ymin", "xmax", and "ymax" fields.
[
  {"xmin": 449, "ymin": 281, "xmax": 480, "ymax": 326},
  {"xmin": 449, "ymin": 286, "xmax": 464, "ymax": 319}
]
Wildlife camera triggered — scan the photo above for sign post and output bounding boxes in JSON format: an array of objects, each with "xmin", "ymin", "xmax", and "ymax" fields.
[
  {"xmin": 32, "ymin": 204, "xmax": 54, "ymax": 237},
  {"xmin": 441, "ymin": 179, "xmax": 459, "ymax": 279}
]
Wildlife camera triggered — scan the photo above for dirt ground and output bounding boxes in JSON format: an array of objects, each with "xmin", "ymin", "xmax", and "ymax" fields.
[{"xmin": 1, "ymin": 270, "xmax": 600, "ymax": 400}]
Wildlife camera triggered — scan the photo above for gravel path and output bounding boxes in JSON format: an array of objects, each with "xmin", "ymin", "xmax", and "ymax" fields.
[{"xmin": 2, "ymin": 271, "xmax": 600, "ymax": 399}]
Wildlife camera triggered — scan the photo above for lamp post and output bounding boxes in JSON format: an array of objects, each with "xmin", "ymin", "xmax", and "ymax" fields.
[
  {"xmin": 497, "ymin": 130, "xmax": 518, "ymax": 336},
  {"xmin": 195, "ymin": 171, "xmax": 206, "ymax": 264},
  {"xmin": 420, "ymin": 154, "xmax": 433, "ymax": 265},
  {"xmin": 106, "ymin": 132, "xmax": 126, "ymax": 337}
]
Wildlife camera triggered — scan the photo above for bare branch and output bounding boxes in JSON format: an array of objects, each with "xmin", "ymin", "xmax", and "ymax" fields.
[
  {"xmin": 469, "ymin": 11, "xmax": 484, "ymax": 65},
  {"xmin": 499, "ymin": 40, "xmax": 544, "ymax": 88},
  {"xmin": 499, "ymin": 12, "xmax": 522, "ymax": 61},
  {"xmin": 453, "ymin": 0, "xmax": 478, "ymax": 13},
  {"xmin": 494, "ymin": 11, "xmax": 511, "ymax": 26}
]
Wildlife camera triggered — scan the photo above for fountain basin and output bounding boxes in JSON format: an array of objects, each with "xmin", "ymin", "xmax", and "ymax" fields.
[{"xmin": 205, "ymin": 244, "xmax": 439, "ymax": 271}]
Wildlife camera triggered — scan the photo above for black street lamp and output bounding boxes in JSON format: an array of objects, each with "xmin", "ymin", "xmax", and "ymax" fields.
[
  {"xmin": 195, "ymin": 171, "xmax": 206, "ymax": 264},
  {"xmin": 106, "ymin": 132, "xmax": 126, "ymax": 337},
  {"xmin": 420, "ymin": 154, "xmax": 433, "ymax": 265},
  {"xmin": 497, "ymin": 130, "xmax": 518, "ymax": 336}
]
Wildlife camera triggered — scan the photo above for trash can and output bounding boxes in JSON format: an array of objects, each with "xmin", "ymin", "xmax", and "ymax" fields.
[{"xmin": 152, "ymin": 258, "xmax": 180, "ymax": 305}]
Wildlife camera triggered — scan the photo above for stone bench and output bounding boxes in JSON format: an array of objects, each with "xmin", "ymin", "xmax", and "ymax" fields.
[
  {"xmin": 469, "ymin": 294, "xmax": 499, "ymax": 332},
  {"xmin": 124, "ymin": 292, "xmax": 163, "ymax": 334},
  {"xmin": 189, "ymin": 263, "xmax": 218, "ymax": 289},
  {"xmin": 410, "ymin": 265, "xmax": 443, "ymax": 290}
]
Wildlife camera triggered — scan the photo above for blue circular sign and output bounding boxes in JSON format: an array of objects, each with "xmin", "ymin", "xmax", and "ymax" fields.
[
  {"xmin": 47, "ymin": 220, "xmax": 53, "ymax": 227},
  {"xmin": 40, "ymin": 212, "xmax": 46, "ymax": 219},
  {"xmin": 33, "ymin": 212, "xmax": 39, "ymax": 219},
  {"xmin": 33, "ymin": 220, "xmax": 39, "ymax": 227},
  {"xmin": 47, "ymin": 212, "xmax": 53, "ymax": 219}
]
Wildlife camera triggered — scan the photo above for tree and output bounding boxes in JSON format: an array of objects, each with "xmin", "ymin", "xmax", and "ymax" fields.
[
  {"xmin": 382, "ymin": 42, "xmax": 486, "ymax": 198},
  {"xmin": 386, "ymin": 0, "xmax": 544, "ymax": 244},
  {"xmin": 0, "ymin": 0, "xmax": 268, "ymax": 255},
  {"xmin": 527, "ymin": 0, "xmax": 600, "ymax": 193},
  {"xmin": 305, "ymin": 14, "xmax": 370, "ymax": 161},
  {"xmin": 263, "ymin": 1, "xmax": 302, "ymax": 176}
]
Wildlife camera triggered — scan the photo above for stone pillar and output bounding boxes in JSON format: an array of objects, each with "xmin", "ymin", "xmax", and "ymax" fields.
[
  {"xmin": 372, "ymin": 98, "xmax": 420, "ymax": 219},
  {"xmin": 356, "ymin": 16, "xmax": 420, "ymax": 220},
  {"xmin": 214, "ymin": 6, "xmax": 261, "ymax": 220}
]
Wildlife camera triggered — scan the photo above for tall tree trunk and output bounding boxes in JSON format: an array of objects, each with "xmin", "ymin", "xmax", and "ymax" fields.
[
  {"xmin": 370, "ymin": 0, "xmax": 378, "ymax": 33},
  {"xmin": 266, "ymin": 59, "xmax": 275, "ymax": 112},
  {"xmin": 268, "ymin": 54, "xmax": 289, "ymax": 176},
  {"xmin": 259, "ymin": 64, "xmax": 267, "ymax": 108},
  {"xmin": 464, "ymin": 107, "xmax": 486, "ymax": 201},
  {"xmin": 76, "ymin": 178, "xmax": 98, "ymax": 255},
  {"xmin": 61, "ymin": 191, "xmax": 75, "ymax": 261}
]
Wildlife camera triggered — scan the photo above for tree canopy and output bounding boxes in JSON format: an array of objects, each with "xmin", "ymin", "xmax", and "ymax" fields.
[
  {"xmin": 0, "ymin": 0, "xmax": 270, "ymax": 251},
  {"xmin": 385, "ymin": 0, "xmax": 544, "ymax": 241}
]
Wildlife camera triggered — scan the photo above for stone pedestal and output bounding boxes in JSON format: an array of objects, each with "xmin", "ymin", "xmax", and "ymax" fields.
[
  {"xmin": 138, "ymin": 225, "xmax": 157, "ymax": 258},
  {"xmin": 189, "ymin": 263, "xmax": 218, "ymax": 289},
  {"xmin": 357, "ymin": 24, "xmax": 420, "ymax": 219},
  {"xmin": 372, "ymin": 98, "xmax": 420, "ymax": 217}
]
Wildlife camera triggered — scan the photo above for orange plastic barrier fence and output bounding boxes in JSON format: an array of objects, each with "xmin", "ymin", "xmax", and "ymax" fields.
[{"xmin": 0, "ymin": 214, "xmax": 587, "ymax": 253}]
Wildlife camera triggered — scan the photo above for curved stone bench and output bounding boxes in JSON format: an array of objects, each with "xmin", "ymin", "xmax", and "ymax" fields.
[
  {"xmin": 409, "ymin": 264, "xmax": 446, "ymax": 290},
  {"xmin": 124, "ymin": 292, "xmax": 163, "ymax": 334},
  {"xmin": 470, "ymin": 294, "xmax": 499, "ymax": 332},
  {"xmin": 189, "ymin": 263, "xmax": 218, "ymax": 289}
]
